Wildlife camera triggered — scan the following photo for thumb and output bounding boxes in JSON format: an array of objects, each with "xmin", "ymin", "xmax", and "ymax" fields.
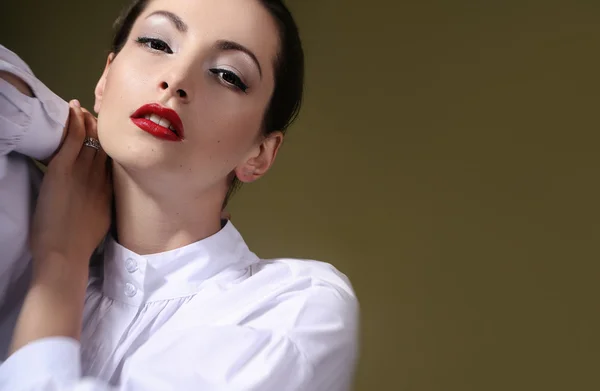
[{"xmin": 52, "ymin": 100, "xmax": 86, "ymax": 168}]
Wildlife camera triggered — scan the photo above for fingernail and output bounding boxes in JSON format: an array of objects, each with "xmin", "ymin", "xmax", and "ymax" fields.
[{"xmin": 71, "ymin": 99, "xmax": 81, "ymax": 108}]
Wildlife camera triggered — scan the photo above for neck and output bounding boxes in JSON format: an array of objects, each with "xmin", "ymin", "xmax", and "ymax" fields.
[{"xmin": 112, "ymin": 164, "xmax": 225, "ymax": 255}]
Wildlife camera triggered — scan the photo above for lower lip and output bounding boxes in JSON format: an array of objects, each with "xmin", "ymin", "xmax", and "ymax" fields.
[{"xmin": 131, "ymin": 118, "xmax": 181, "ymax": 142}]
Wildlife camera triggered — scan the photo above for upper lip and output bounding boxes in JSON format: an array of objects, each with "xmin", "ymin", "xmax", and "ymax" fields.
[{"xmin": 131, "ymin": 103, "xmax": 185, "ymax": 138}]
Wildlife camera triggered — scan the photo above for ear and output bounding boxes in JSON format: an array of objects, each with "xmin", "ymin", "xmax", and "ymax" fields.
[
  {"xmin": 234, "ymin": 131, "xmax": 284, "ymax": 183},
  {"xmin": 94, "ymin": 53, "xmax": 116, "ymax": 114}
]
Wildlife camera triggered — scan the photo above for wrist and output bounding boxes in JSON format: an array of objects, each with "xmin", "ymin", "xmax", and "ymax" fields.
[
  {"xmin": 10, "ymin": 280, "xmax": 86, "ymax": 353},
  {"xmin": 11, "ymin": 253, "xmax": 89, "ymax": 353},
  {"xmin": 32, "ymin": 252, "xmax": 89, "ymax": 292}
]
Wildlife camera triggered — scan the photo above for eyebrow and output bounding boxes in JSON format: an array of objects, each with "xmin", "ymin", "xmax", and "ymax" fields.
[
  {"xmin": 146, "ymin": 10, "xmax": 188, "ymax": 33},
  {"xmin": 145, "ymin": 11, "xmax": 263, "ymax": 79},
  {"xmin": 215, "ymin": 40, "xmax": 263, "ymax": 79}
]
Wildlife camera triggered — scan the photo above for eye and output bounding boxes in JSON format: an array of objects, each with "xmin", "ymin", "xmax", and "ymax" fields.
[
  {"xmin": 136, "ymin": 37, "xmax": 173, "ymax": 54},
  {"xmin": 209, "ymin": 68, "xmax": 249, "ymax": 93}
]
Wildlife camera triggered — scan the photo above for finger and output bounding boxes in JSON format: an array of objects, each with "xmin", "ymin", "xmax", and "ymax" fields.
[
  {"xmin": 53, "ymin": 100, "xmax": 86, "ymax": 167},
  {"xmin": 92, "ymin": 123, "xmax": 108, "ymax": 172},
  {"xmin": 105, "ymin": 162, "xmax": 113, "ymax": 198},
  {"xmin": 92, "ymin": 152, "xmax": 110, "ymax": 193},
  {"xmin": 105, "ymin": 158, "xmax": 113, "ymax": 188},
  {"xmin": 81, "ymin": 108, "xmax": 108, "ymax": 168},
  {"xmin": 97, "ymin": 157, "xmax": 113, "ymax": 201},
  {"xmin": 93, "ymin": 143, "xmax": 108, "ymax": 171},
  {"xmin": 78, "ymin": 111, "xmax": 99, "ymax": 167}
]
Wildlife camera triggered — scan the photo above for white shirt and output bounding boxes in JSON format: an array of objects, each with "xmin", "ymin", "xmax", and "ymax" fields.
[{"xmin": 0, "ymin": 45, "xmax": 359, "ymax": 391}]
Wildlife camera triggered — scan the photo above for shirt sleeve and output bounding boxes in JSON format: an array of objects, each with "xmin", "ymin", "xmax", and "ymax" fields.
[
  {"xmin": 0, "ymin": 44, "xmax": 69, "ymax": 161},
  {"xmin": 0, "ymin": 337, "xmax": 82, "ymax": 390},
  {"xmin": 0, "ymin": 45, "xmax": 69, "ymax": 355}
]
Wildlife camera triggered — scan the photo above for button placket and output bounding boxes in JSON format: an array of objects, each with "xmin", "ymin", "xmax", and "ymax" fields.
[
  {"xmin": 119, "ymin": 256, "xmax": 143, "ymax": 302},
  {"xmin": 124, "ymin": 282, "xmax": 137, "ymax": 297},
  {"xmin": 125, "ymin": 258, "xmax": 138, "ymax": 273}
]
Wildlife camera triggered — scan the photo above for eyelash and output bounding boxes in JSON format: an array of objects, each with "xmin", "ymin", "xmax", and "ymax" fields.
[
  {"xmin": 136, "ymin": 37, "xmax": 173, "ymax": 54},
  {"xmin": 135, "ymin": 37, "xmax": 249, "ymax": 93},
  {"xmin": 209, "ymin": 69, "xmax": 249, "ymax": 93}
]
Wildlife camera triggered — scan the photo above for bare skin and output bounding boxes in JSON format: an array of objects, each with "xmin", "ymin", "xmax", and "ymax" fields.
[{"xmin": 11, "ymin": 101, "xmax": 112, "ymax": 352}]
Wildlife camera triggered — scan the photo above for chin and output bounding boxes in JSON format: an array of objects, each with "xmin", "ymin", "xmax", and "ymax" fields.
[{"xmin": 99, "ymin": 127, "xmax": 176, "ymax": 172}]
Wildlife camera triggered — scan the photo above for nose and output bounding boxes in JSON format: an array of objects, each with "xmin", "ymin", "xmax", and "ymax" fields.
[
  {"xmin": 157, "ymin": 53, "xmax": 202, "ymax": 104},
  {"xmin": 159, "ymin": 80, "xmax": 189, "ymax": 102}
]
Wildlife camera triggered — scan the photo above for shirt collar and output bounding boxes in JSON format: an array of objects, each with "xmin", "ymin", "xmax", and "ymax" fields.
[{"xmin": 101, "ymin": 221, "xmax": 259, "ymax": 306}]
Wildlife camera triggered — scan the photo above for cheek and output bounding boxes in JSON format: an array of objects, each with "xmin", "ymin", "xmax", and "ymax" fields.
[
  {"xmin": 188, "ymin": 106, "xmax": 262, "ymax": 158},
  {"xmin": 186, "ymin": 89, "xmax": 266, "ymax": 153},
  {"xmin": 97, "ymin": 57, "xmax": 149, "ymax": 134},
  {"xmin": 96, "ymin": 59, "xmax": 154, "ymax": 160},
  {"xmin": 176, "ymin": 118, "xmax": 260, "ymax": 183},
  {"xmin": 105, "ymin": 60, "xmax": 148, "ymax": 105}
]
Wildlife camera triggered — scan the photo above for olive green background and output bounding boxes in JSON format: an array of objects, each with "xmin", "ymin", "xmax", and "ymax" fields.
[{"xmin": 2, "ymin": 0, "xmax": 598, "ymax": 390}]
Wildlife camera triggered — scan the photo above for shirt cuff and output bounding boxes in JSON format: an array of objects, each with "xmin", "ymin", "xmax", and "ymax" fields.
[
  {"xmin": 15, "ymin": 96, "xmax": 67, "ymax": 160},
  {"xmin": 0, "ymin": 337, "xmax": 81, "ymax": 389},
  {"xmin": 0, "ymin": 45, "xmax": 69, "ymax": 161}
]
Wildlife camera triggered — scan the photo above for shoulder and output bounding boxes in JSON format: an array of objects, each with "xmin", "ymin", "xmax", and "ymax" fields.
[
  {"xmin": 252, "ymin": 257, "xmax": 356, "ymax": 299},
  {"xmin": 248, "ymin": 258, "xmax": 358, "ymax": 322},
  {"xmin": 249, "ymin": 258, "xmax": 359, "ymax": 383},
  {"xmin": 243, "ymin": 257, "xmax": 359, "ymax": 358}
]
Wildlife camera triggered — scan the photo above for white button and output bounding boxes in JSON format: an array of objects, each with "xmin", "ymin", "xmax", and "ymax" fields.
[
  {"xmin": 125, "ymin": 258, "xmax": 138, "ymax": 273},
  {"xmin": 124, "ymin": 283, "xmax": 137, "ymax": 297}
]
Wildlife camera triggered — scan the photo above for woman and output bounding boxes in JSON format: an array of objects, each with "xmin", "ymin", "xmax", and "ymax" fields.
[{"xmin": 0, "ymin": 0, "xmax": 359, "ymax": 389}]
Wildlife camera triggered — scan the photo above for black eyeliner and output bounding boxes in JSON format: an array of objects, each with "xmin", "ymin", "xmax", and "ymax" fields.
[
  {"xmin": 135, "ymin": 37, "xmax": 173, "ymax": 54},
  {"xmin": 209, "ymin": 68, "xmax": 249, "ymax": 93}
]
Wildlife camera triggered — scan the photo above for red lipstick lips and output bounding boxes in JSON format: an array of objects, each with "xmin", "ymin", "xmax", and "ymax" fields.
[{"xmin": 130, "ymin": 103, "xmax": 184, "ymax": 141}]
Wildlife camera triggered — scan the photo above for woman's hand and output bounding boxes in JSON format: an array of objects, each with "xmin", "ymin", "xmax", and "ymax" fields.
[
  {"xmin": 30, "ymin": 100, "xmax": 112, "ymax": 274},
  {"xmin": 10, "ymin": 100, "xmax": 112, "ymax": 353}
]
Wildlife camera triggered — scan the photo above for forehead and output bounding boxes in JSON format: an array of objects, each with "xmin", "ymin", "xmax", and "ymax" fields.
[{"xmin": 139, "ymin": 0, "xmax": 280, "ymax": 67}]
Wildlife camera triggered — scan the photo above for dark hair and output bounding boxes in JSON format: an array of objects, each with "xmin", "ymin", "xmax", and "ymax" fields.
[{"xmin": 111, "ymin": 0, "xmax": 304, "ymax": 204}]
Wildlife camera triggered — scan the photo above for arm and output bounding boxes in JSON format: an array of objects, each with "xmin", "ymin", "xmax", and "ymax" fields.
[
  {"xmin": 0, "ymin": 45, "xmax": 69, "ymax": 312},
  {"xmin": 9, "ymin": 102, "xmax": 110, "ymax": 352},
  {"xmin": 0, "ymin": 100, "xmax": 111, "ymax": 390}
]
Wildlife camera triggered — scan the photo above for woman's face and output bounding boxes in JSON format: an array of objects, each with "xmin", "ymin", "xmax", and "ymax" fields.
[{"xmin": 95, "ymin": 0, "xmax": 281, "ymax": 197}]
